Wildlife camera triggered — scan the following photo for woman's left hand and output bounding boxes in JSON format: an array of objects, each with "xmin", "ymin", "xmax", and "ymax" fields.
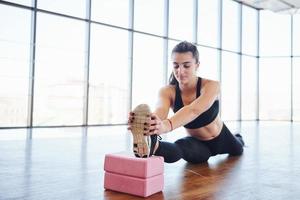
[{"xmin": 144, "ymin": 113, "xmax": 169, "ymax": 135}]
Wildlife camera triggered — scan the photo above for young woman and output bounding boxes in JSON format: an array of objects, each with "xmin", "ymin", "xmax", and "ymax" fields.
[{"xmin": 128, "ymin": 41, "xmax": 244, "ymax": 163}]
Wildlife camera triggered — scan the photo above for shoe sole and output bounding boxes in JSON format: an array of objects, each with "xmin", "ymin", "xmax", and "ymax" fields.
[{"xmin": 131, "ymin": 104, "xmax": 151, "ymax": 158}]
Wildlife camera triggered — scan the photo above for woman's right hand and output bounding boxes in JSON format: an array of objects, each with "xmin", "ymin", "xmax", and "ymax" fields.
[{"xmin": 127, "ymin": 112, "xmax": 135, "ymax": 131}]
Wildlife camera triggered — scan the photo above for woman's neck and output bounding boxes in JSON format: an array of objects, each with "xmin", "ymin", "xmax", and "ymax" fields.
[{"xmin": 179, "ymin": 76, "xmax": 198, "ymax": 93}]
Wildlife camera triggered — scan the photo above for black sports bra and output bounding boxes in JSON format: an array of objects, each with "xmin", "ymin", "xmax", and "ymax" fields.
[{"xmin": 172, "ymin": 77, "xmax": 219, "ymax": 129}]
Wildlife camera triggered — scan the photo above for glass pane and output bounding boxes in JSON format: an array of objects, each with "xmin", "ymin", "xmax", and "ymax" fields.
[
  {"xmin": 293, "ymin": 58, "xmax": 300, "ymax": 121},
  {"xmin": 242, "ymin": 5, "xmax": 258, "ymax": 56},
  {"xmin": 132, "ymin": 33, "xmax": 164, "ymax": 110},
  {"xmin": 222, "ymin": 0, "xmax": 240, "ymax": 52},
  {"xmin": 34, "ymin": 13, "xmax": 86, "ymax": 126},
  {"xmin": 198, "ymin": 46, "xmax": 219, "ymax": 81},
  {"xmin": 0, "ymin": 5, "xmax": 31, "ymax": 127},
  {"xmin": 293, "ymin": 15, "xmax": 300, "ymax": 55},
  {"xmin": 89, "ymin": 25, "xmax": 129, "ymax": 124},
  {"xmin": 4, "ymin": 0, "xmax": 32, "ymax": 6},
  {"xmin": 221, "ymin": 51, "xmax": 239, "ymax": 120},
  {"xmin": 167, "ymin": 40, "xmax": 179, "ymax": 78},
  {"xmin": 37, "ymin": 0, "xmax": 86, "ymax": 18},
  {"xmin": 169, "ymin": 0, "xmax": 194, "ymax": 41},
  {"xmin": 134, "ymin": 0, "xmax": 164, "ymax": 36},
  {"xmin": 259, "ymin": 58, "xmax": 291, "ymax": 120},
  {"xmin": 241, "ymin": 56, "xmax": 257, "ymax": 120},
  {"xmin": 92, "ymin": 0, "xmax": 129, "ymax": 28},
  {"xmin": 198, "ymin": 0, "xmax": 220, "ymax": 48},
  {"xmin": 260, "ymin": 10, "xmax": 291, "ymax": 56}
]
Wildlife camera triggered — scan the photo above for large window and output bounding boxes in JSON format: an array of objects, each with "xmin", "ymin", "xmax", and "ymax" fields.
[
  {"xmin": 222, "ymin": 0, "xmax": 240, "ymax": 52},
  {"xmin": 167, "ymin": 40, "xmax": 179, "ymax": 77},
  {"xmin": 169, "ymin": 0, "xmax": 194, "ymax": 41},
  {"xmin": 198, "ymin": 0, "xmax": 220, "ymax": 48},
  {"xmin": 241, "ymin": 56, "xmax": 257, "ymax": 120},
  {"xmin": 37, "ymin": 0, "xmax": 86, "ymax": 18},
  {"xmin": 3, "ymin": 0, "xmax": 300, "ymax": 128},
  {"xmin": 242, "ymin": 4, "xmax": 258, "ymax": 56},
  {"xmin": 134, "ymin": 0, "xmax": 164, "ymax": 36},
  {"xmin": 293, "ymin": 58, "xmax": 300, "ymax": 121},
  {"xmin": 197, "ymin": 46, "xmax": 219, "ymax": 81},
  {"xmin": 0, "ymin": 5, "xmax": 31, "ymax": 127},
  {"xmin": 221, "ymin": 51, "xmax": 239, "ymax": 120},
  {"xmin": 88, "ymin": 25, "xmax": 129, "ymax": 124},
  {"xmin": 132, "ymin": 34, "xmax": 164, "ymax": 110},
  {"xmin": 92, "ymin": 0, "xmax": 129, "ymax": 28},
  {"xmin": 293, "ymin": 15, "xmax": 300, "ymax": 55},
  {"xmin": 259, "ymin": 58, "xmax": 291, "ymax": 120},
  {"xmin": 260, "ymin": 11, "xmax": 291, "ymax": 56},
  {"xmin": 4, "ymin": 0, "xmax": 32, "ymax": 6},
  {"xmin": 33, "ymin": 13, "xmax": 86, "ymax": 126}
]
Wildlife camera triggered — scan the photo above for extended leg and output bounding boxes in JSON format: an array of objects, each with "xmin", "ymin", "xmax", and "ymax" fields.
[{"xmin": 155, "ymin": 136, "xmax": 212, "ymax": 164}]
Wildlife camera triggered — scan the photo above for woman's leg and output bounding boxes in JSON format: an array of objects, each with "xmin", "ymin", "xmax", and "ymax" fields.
[
  {"xmin": 154, "ymin": 141, "xmax": 183, "ymax": 163},
  {"xmin": 205, "ymin": 124, "xmax": 244, "ymax": 156},
  {"xmin": 154, "ymin": 136, "xmax": 212, "ymax": 164}
]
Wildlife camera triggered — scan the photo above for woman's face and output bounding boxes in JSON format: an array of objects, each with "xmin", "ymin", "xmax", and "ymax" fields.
[{"xmin": 172, "ymin": 52, "xmax": 199, "ymax": 85}]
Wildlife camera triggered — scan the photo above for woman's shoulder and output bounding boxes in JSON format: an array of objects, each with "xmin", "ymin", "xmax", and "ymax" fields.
[
  {"xmin": 158, "ymin": 85, "xmax": 176, "ymax": 101},
  {"xmin": 199, "ymin": 77, "xmax": 220, "ymax": 96},
  {"xmin": 159, "ymin": 84, "xmax": 176, "ymax": 94},
  {"xmin": 200, "ymin": 77, "xmax": 220, "ymax": 87}
]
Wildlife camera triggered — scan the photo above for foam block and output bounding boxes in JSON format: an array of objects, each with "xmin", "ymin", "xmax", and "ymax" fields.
[
  {"xmin": 104, "ymin": 153, "xmax": 164, "ymax": 178},
  {"xmin": 104, "ymin": 172, "xmax": 164, "ymax": 197}
]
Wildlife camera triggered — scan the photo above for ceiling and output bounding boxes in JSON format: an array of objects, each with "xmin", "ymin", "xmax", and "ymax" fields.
[{"xmin": 236, "ymin": 0, "xmax": 300, "ymax": 14}]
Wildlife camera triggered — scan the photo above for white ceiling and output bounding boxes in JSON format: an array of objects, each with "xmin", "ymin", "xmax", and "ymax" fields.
[{"xmin": 236, "ymin": 0, "xmax": 300, "ymax": 14}]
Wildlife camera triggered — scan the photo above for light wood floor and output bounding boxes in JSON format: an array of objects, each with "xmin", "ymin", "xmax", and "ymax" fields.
[{"xmin": 0, "ymin": 121, "xmax": 299, "ymax": 200}]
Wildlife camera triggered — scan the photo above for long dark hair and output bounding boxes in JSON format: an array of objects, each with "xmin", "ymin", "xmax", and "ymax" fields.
[{"xmin": 169, "ymin": 41, "xmax": 199, "ymax": 85}]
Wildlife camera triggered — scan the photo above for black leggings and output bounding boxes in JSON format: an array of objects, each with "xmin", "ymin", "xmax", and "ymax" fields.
[{"xmin": 154, "ymin": 123, "xmax": 244, "ymax": 163}]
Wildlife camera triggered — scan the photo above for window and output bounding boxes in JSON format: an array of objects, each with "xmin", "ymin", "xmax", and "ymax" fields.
[
  {"xmin": 293, "ymin": 15, "xmax": 300, "ymax": 55},
  {"xmin": 241, "ymin": 56, "xmax": 257, "ymax": 120},
  {"xmin": 197, "ymin": 46, "xmax": 219, "ymax": 81},
  {"xmin": 198, "ymin": 0, "xmax": 220, "ymax": 48},
  {"xmin": 222, "ymin": 0, "xmax": 240, "ymax": 52},
  {"xmin": 92, "ymin": 0, "xmax": 129, "ymax": 28},
  {"xmin": 169, "ymin": 0, "xmax": 194, "ymax": 41},
  {"xmin": 259, "ymin": 58, "xmax": 291, "ymax": 120},
  {"xmin": 134, "ymin": 0, "xmax": 164, "ymax": 36},
  {"xmin": 221, "ymin": 51, "xmax": 239, "ymax": 120},
  {"xmin": 167, "ymin": 40, "xmax": 179, "ymax": 78},
  {"xmin": 260, "ymin": 10, "xmax": 291, "ymax": 56},
  {"xmin": 0, "ymin": 5, "xmax": 31, "ymax": 127},
  {"xmin": 132, "ymin": 33, "xmax": 164, "ymax": 110},
  {"xmin": 33, "ymin": 13, "xmax": 86, "ymax": 126},
  {"xmin": 88, "ymin": 25, "xmax": 129, "ymax": 124},
  {"xmin": 242, "ymin": 5, "xmax": 258, "ymax": 56},
  {"xmin": 4, "ymin": 0, "xmax": 32, "ymax": 6},
  {"xmin": 293, "ymin": 58, "xmax": 300, "ymax": 121},
  {"xmin": 38, "ymin": 0, "xmax": 87, "ymax": 18}
]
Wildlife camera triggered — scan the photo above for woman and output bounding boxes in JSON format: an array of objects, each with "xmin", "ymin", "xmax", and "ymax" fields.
[{"xmin": 128, "ymin": 41, "xmax": 244, "ymax": 163}]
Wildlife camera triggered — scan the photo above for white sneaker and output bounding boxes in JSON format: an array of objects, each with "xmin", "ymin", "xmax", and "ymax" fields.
[{"xmin": 131, "ymin": 104, "xmax": 151, "ymax": 158}]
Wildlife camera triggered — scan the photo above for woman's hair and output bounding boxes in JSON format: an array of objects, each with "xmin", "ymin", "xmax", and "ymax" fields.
[{"xmin": 168, "ymin": 41, "xmax": 199, "ymax": 85}]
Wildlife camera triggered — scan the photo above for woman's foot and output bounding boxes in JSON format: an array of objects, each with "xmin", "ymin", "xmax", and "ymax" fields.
[
  {"xmin": 131, "ymin": 104, "xmax": 152, "ymax": 158},
  {"xmin": 235, "ymin": 133, "xmax": 245, "ymax": 146}
]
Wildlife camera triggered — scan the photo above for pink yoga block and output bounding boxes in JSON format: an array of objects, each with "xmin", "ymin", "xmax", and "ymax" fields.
[
  {"xmin": 104, "ymin": 172, "xmax": 164, "ymax": 197},
  {"xmin": 104, "ymin": 153, "xmax": 164, "ymax": 178}
]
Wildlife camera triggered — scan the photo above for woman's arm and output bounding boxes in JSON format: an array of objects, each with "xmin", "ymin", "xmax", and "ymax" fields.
[
  {"xmin": 144, "ymin": 86, "xmax": 174, "ymax": 135},
  {"xmin": 147, "ymin": 80, "xmax": 220, "ymax": 135},
  {"xmin": 168, "ymin": 80, "xmax": 220, "ymax": 131},
  {"xmin": 153, "ymin": 86, "xmax": 172, "ymax": 120}
]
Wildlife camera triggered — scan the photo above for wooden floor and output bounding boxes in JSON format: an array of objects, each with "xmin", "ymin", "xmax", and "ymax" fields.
[{"xmin": 0, "ymin": 121, "xmax": 299, "ymax": 200}]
